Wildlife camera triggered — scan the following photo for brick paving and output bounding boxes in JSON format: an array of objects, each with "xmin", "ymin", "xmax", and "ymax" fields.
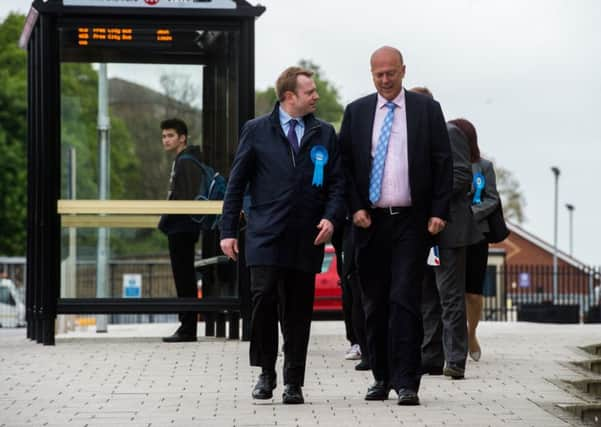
[{"xmin": 1, "ymin": 321, "xmax": 599, "ymax": 426}]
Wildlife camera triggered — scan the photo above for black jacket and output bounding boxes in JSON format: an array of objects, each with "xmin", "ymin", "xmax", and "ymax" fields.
[
  {"xmin": 158, "ymin": 144, "xmax": 205, "ymax": 235},
  {"xmin": 339, "ymin": 91, "xmax": 453, "ymax": 247},
  {"xmin": 220, "ymin": 103, "xmax": 345, "ymax": 274}
]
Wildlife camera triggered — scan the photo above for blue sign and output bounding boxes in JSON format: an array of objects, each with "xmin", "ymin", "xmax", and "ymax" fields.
[
  {"xmin": 123, "ymin": 274, "xmax": 142, "ymax": 298},
  {"xmin": 518, "ymin": 272, "xmax": 530, "ymax": 288}
]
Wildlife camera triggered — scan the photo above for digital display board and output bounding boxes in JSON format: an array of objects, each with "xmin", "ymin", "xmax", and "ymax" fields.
[
  {"xmin": 74, "ymin": 26, "xmax": 173, "ymax": 47},
  {"xmin": 62, "ymin": 0, "xmax": 236, "ymax": 9},
  {"xmin": 60, "ymin": 21, "xmax": 233, "ymax": 64}
]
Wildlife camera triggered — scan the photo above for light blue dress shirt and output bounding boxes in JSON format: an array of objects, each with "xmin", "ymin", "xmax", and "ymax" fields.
[{"xmin": 279, "ymin": 106, "xmax": 305, "ymax": 146}]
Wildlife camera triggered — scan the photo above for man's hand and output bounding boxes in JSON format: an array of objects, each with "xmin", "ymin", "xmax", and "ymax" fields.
[
  {"xmin": 428, "ymin": 217, "xmax": 447, "ymax": 235},
  {"xmin": 314, "ymin": 219, "xmax": 334, "ymax": 245},
  {"xmin": 220, "ymin": 238, "xmax": 239, "ymax": 261},
  {"xmin": 352, "ymin": 209, "xmax": 372, "ymax": 228}
]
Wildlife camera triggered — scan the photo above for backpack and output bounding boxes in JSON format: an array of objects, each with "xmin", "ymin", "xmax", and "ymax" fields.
[{"xmin": 178, "ymin": 154, "xmax": 227, "ymax": 232}]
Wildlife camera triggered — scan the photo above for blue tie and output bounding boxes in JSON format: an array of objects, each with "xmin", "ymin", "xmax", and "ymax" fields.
[
  {"xmin": 287, "ymin": 119, "xmax": 299, "ymax": 154},
  {"xmin": 369, "ymin": 101, "xmax": 397, "ymax": 204}
]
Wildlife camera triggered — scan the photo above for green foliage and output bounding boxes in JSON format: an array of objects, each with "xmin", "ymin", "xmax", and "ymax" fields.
[
  {"xmin": 255, "ymin": 86, "xmax": 277, "ymax": 117},
  {"xmin": 298, "ymin": 60, "xmax": 344, "ymax": 125},
  {"xmin": 0, "ymin": 14, "xmax": 27, "ymax": 255},
  {"xmin": 255, "ymin": 59, "xmax": 344, "ymax": 127},
  {"xmin": 61, "ymin": 63, "xmax": 141, "ymax": 200}
]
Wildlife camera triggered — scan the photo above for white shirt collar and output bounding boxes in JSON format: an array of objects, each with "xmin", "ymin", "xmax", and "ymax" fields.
[
  {"xmin": 377, "ymin": 88, "xmax": 405, "ymax": 110},
  {"xmin": 279, "ymin": 106, "xmax": 304, "ymax": 126}
]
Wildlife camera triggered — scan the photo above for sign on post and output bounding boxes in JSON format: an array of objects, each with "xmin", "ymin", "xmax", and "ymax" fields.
[
  {"xmin": 518, "ymin": 272, "xmax": 530, "ymax": 289},
  {"xmin": 123, "ymin": 274, "xmax": 142, "ymax": 298}
]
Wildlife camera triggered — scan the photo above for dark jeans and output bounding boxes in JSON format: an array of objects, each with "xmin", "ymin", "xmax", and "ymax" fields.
[
  {"xmin": 168, "ymin": 232, "xmax": 199, "ymax": 335},
  {"xmin": 357, "ymin": 209, "xmax": 428, "ymax": 392},
  {"xmin": 249, "ymin": 266, "xmax": 315, "ymax": 386}
]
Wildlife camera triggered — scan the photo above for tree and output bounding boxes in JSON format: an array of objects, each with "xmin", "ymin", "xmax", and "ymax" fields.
[
  {"xmin": 0, "ymin": 14, "xmax": 27, "ymax": 255},
  {"xmin": 61, "ymin": 63, "xmax": 141, "ymax": 201},
  {"xmin": 255, "ymin": 60, "xmax": 344, "ymax": 127},
  {"xmin": 495, "ymin": 164, "xmax": 526, "ymax": 224}
]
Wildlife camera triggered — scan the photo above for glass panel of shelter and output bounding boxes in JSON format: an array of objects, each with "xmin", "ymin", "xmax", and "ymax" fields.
[{"xmin": 58, "ymin": 21, "xmax": 239, "ymax": 303}]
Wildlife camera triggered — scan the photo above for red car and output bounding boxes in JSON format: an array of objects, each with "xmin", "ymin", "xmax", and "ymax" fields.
[{"xmin": 313, "ymin": 245, "xmax": 343, "ymax": 313}]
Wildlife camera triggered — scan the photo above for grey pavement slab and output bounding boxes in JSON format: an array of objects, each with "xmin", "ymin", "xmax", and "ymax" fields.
[{"xmin": 0, "ymin": 322, "xmax": 599, "ymax": 426}]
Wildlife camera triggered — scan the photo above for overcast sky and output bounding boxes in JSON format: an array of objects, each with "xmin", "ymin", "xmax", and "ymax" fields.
[{"xmin": 2, "ymin": 0, "xmax": 600, "ymax": 264}]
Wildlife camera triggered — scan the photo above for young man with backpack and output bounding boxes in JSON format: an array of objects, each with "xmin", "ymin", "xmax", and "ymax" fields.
[{"xmin": 158, "ymin": 118, "xmax": 208, "ymax": 342}]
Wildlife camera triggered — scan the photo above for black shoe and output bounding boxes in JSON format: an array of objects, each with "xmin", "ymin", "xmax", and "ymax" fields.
[
  {"xmin": 396, "ymin": 388, "xmax": 420, "ymax": 406},
  {"xmin": 282, "ymin": 384, "xmax": 304, "ymax": 404},
  {"xmin": 364, "ymin": 380, "xmax": 390, "ymax": 400},
  {"xmin": 420, "ymin": 365, "xmax": 443, "ymax": 375},
  {"xmin": 162, "ymin": 330, "xmax": 197, "ymax": 343},
  {"xmin": 443, "ymin": 365, "xmax": 465, "ymax": 379},
  {"xmin": 252, "ymin": 372, "xmax": 277, "ymax": 400},
  {"xmin": 355, "ymin": 359, "xmax": 370, "ymax": 371}
]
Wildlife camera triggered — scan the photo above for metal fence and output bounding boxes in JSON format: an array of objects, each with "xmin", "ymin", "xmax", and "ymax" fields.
[
  {"xmin": 482, "ymin": 264, "xmax": 601, "ymax": 323},
  {"xmin": 2, "ymin": 258, "xmax": 600, "ymax": 329}
]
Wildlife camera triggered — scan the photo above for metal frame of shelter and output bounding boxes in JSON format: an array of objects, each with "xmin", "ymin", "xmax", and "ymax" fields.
[{"xmin": 23, "ymin": 0, "xmax": 264, "ymax": 345}]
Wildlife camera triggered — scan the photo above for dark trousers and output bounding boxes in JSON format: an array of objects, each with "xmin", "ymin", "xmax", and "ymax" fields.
[
  {"xmin": 435, "ymin": 247, "xmax": 468, "ymax": 369},
  {"xmin": 357, "ymin": 209, "xmax": 428, "ymax": 392},
  {"xmin": 333, "ymin": 223, "xmax": 367, "ymax": 354},
  {"xmin": 421, "ymin": 246, "xmax": 468, "ymax": 369},
  {"xmin": 332, "ymin": 226, "xmax": 356, "ymax": 345},
  {"xmin": 342, "ymin": 228, "xmax": 368, "ymax": 361},
  {"xmin": 249, "ymin": 266, "xmax": 315, "ymax": 386},
  {"xmin": 168, "ymin": 232, "xmax": 199, "ymax": 335},
  {"xmin": 421, "ymin": 267, "xmax": 444, "ymax": 369}
]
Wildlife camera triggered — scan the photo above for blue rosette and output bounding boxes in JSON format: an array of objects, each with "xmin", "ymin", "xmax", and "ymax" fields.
[
  {"xmin": 472, "ymin": 172, "xmax": 486, "ymax": 205},
  {"xmin": 310, "ymin": 145, "xmax": 328, "ymax": 187}
]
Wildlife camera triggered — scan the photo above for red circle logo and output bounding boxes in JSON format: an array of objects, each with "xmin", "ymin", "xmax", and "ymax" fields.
[{"xmin": 144, "ymin": 0, "xmax": 159, "ymax": 5}]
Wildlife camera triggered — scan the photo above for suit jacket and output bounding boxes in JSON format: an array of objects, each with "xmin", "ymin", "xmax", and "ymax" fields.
[
  {"xmin": 436, "ymin": 124, "xmax": 483, "ymax": 248},
  {"xmin": 220, "ymin": 103, "xmax": 345, "ymax": 274},
  {"xmin": 339, "ymin": 90, "xmax": 453, "ymax": 247},
  {"xmin": 471, "ymin": 157, "xmax": 500, "ymax": 235}
]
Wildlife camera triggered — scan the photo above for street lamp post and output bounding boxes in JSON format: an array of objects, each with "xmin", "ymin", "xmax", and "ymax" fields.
[
  {"xmin": 551, "ymin": 166, "xmax": 560, "ymax": 304},
  {"xmin": 565, "ymin": 203, "xmax": 574, "ymax": 257}
]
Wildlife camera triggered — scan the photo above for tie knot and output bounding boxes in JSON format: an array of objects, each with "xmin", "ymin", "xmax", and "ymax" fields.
[
  {"xmin": 386, "ymin": 101, "xmax": 396, "ymax": 111},
  {"xmin": 289, "ymin": 119, "xmax": 298, "ymax": 130}
]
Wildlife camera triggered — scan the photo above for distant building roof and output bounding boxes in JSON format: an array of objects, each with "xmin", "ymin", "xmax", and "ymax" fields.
[{"xmin": 505, "ymin": 221, "xmax": 588, "ymax": 269}]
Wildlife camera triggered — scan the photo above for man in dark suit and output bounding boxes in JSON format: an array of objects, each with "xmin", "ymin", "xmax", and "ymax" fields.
[
  {"xmin": 340, "ymin": 47, "xmax": 452, "ymax": 405},
  {"xmin": 220, "ymin": 66, "xmax": 345, "ymax": 404}
]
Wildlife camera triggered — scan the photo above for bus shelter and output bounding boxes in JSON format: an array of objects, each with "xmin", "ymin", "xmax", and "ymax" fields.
[{"xmin": 22, "ymin": 0, "xmax": 264, "ymax": 345}]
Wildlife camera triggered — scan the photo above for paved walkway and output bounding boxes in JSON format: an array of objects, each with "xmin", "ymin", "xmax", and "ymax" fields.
[{"xmin": 1, "ymin": 321, "xmax": 599, "ymax": 426}]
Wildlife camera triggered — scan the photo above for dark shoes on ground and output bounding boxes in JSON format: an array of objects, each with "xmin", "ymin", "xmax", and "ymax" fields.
[
  {"xmin": 364, "ymin": 380, "xmax": 391, "ymax": 400},
  {"xmin": 252, "ymin": 372, "xmax": 277, "ymax": 400},
  {"xmin": 396, "ymin": 388, "xmax": 420, "ymax": 406},
  {"xmin": 443, "ymin": 365, "xmax": 465, "ymax": 379},
  {"xmin": 355, "ymin": 359, "xmax": 370, "ymax": 371},
  {"xmin": 420, "ymin": 365, "xmax": 443, "ymax": 375},
  {"xmin": 282, "ymin": 384, "xmax": 304, "ymax": 404},
  {"xmin": 162, "ymin": 330, "xmax": 197, "ymax": 343}
]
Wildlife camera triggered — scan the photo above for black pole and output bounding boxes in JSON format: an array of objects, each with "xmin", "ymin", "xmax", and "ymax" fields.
[
  {"xmin": 25, "ymin": 21, "xmax": 36, "ymax": 341},
  {"xmin": 32, "ymin": 23, "xmax": 43, "ymax": 344},
  {"xmin": 39, "ymin": 13, "xmax": 61, "ymax": 345}
]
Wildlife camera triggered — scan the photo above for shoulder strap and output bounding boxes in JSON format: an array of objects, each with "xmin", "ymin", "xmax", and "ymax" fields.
[{"xmin": 178, "ymin": 153, "xmax": 203, "ymax": 169}]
